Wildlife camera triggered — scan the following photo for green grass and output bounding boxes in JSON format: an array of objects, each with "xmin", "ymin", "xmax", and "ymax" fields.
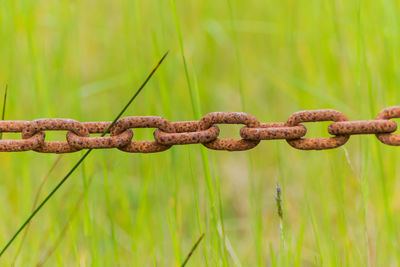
[
  {"xmin": 0, "ymin": 0, "xmax": 400, "ymax": 265},
  {"xmin": 0, "ymin": 51, "xmax": 167, "ymax": 259}
]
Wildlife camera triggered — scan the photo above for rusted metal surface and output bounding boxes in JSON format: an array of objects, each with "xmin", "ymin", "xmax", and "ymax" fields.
[
  {"xmin": 154, "ymin": 122, "xmax": 220, "ymax": 145},
  {"xmin": 200, "ymin": 112, "xmax": 261, "ymax": 151},
  {"xmin": 285, "ymin": 110, "xmax": 350, "ymax": 150},
  {"xmin": 240, "ymin": 123, "xmax": 307, "ymax": 140},
  {"xmin": 0, "ymin": 121, "xmax": 45, "ymax": 152},
  {"xmin": 0, "ymin": 107, "xmax": 399, "ymax": 153},
  {"xmin": 22, "ymin": 119, "xmax": 89, "ymax": 153},
  {"xmin": 67, "ymin": 129, "xmax": 133, "ymax": 150},
  {"xmin": 375, "ymin": 106, "xmax": 400, "ymax": 145},
  {"xmin": 328, "ymin": 120, "xmax": 397, "ymax": 135},
  {"xmin": 110, "ymin": 116, "xmax": 174, "ymax": 153}
]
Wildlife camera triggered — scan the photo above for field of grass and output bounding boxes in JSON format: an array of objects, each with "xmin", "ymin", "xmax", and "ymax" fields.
[{"xmin": 1, "ymin": 0, "xmax": 400, "ymax": 265}]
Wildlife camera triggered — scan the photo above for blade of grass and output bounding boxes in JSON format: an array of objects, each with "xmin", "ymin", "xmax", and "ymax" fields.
[
  {"xmin": 225, "ymin": 3, "xmax": 264, "ymax": 265},
  {"xmin": 360, "ymin": 140, "xmax": 371, "ymax": 265},
  {"xmin": 305, "ymin": 194, "xmax": 323, "ymax": 265},
  {"xmin": 11, "ymin": 156, "xmax": 63, "ymax": 265},
  {"xmin": 211, "ymin": 154, "xmax": 232, "ymax": 265},
  {"xmin": 1, "ymin": 84, "xmax": 7, "ymax": 120},
  {"xmin": 171, "ymin": 2, "xmax": 228, "ymax": 264},
  {"xmin": 275, "ymin": 185, "xmax": 285, "ymax": 266},
  {"xmin": 81, "ymin": 161, "xmax": 98, "ymax": 264},
  {"xmin": 181, "ymin": 233, "xmax": 205, "ymax": 267},
  {"xmin": 0, "ymin": 84, "xmax": 7, "ymax": 140},
  {"xmin": 227, "ymin": 2, "xmax": 263, "ymax": 264},
  {"xmin": 226, "ymin": 0, "xmax": 245, "ymax": 111},
  {"xmin": 0, "ymin": 51, "xmax": 168, "ymax": 258},
  {"xmin": 102, "ymin": 162, "xmax": 120, "ymax": 264},
  {"xmin": 36, "ymin": 174, "xmax": 94, "ymax": 266},
  {"xmin": 170, "ymin": 0, "xmax": 200, "ymax": 119},
  {"xmin": 37, "ymin": 159, "xmax": 121, "ymax": 265}
]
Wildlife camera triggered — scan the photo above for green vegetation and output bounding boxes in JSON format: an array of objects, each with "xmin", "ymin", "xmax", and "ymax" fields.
[{"xmin": 0, "ymin": 0, "xmax": 399, "ymax": 265}]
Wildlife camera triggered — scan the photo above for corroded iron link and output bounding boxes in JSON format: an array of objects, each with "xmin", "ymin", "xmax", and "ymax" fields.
[
  {"xmin": 67, "ymin": 128, "xmax": 133, "ymax": 150},
  {"xmin": 375, "ymin": 106, "xmax": 400, "ymax": 145},
  {"xmin": 0, "ymin": 121, "xmax": 45, "ymax": 152},
  {"xmin": 240, "ymin": 123, "xmax": 307, "ymax": 140},
  {"xmin": 22, "ymin": 119, "xmax": 89, "ymax": 153},
  {"xmin": 285, "ymin": 110, "xmax": 350, "ymax": 150},
  {"xmin": 154, "ymin": 121, "xmax": 220, "ymax": 145},
  {"xmin": 328, "ymin": 120, "xmax": 397, "ymax": 135},
  {"xmin": 0, "ymin": 107, "xmax": 398, "ymax": 153},
  {"xmin": 200, "ymin": 112, "xmax": 260, "ymax": 151},
  {"xmin": 111, "ymin": 116, "xmax": 173, "ymax": 153}
]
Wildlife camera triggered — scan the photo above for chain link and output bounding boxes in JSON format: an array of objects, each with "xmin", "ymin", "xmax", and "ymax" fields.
[
  {"xmin": 154, "ymin": 121, "xmax": 220, "ymax": 145},
  {"xmin": 375, "ymin": 106, "xmax": 400, "ymax": 145},
  {"xmin": 200, "ymin": 112, "xmax": 260, "ymax": 151},
  {"xmin": 0, "ymin": 107, "xmax": 399, "ymax": 153},
  {"xmin": 111, "ymin": 116, "xmax": 173, "ymax": 153},
  {"xmin": 0, "ymin": 121, "xmax": 44, "ymax": 152},
  {"xmin": 285, "ymin": 109, "xmax": 350, "ymax": 150},
  {"xmin": 240, "ymin": 123, "xmax": 307, "ymax": 140},
  {"xmin": 21, "ymin": 119, "xmax": 89, "ymax": 153}
]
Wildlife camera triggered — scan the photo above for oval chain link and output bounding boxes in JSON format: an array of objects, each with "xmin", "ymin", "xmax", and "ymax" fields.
[
  {"xmin": 199, "ymin": 112, "xmax": 260, "ymax": 151},
  {"xmin": 154, "ymin": 121, "xmax": 220, "ymax": 145},
  {"xmin": 375, "ymin": 106, "xmax": 400, "ymax": 145},
  {"xmin": 0, "ymin": 121, "xmax": 45, "ymax": 152},
  {"xmin": 285, "ymin": 110, "xmax": 350, "ymax": 150},
  {"xmin": 240, "ymin": 123, "xmax": 307, "ymax": 140},
  {"xmin": 22, "ymin": 119, "xmax": 89, "ymax": 153},
  {"xmin": 110, "ymin": 116, "xmax": 173, "ymax": 153},
  {"xmin": 328, "ymin": 120, "xmax": 397, "ymax": 135},
  {"xmin": 66, "ymin": 121, "xmax": 133, "ymax": 150}
]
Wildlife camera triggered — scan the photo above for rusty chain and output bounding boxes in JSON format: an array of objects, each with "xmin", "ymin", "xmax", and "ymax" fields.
[{"xmin": 0, "ymin": 106, "xmax": 399, "ymax": 153}]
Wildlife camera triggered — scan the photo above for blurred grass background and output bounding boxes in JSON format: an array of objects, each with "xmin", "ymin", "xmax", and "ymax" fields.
[{"xmin": 0, "ymin": 0, "xmax": 400, "ymax": 265}]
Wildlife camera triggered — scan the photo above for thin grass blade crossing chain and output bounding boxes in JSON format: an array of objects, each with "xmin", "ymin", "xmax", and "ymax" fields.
[
  {"xmin": 0, "ymin": 85, "xmax": 7, "ymax": 140},
  {"xmin": 0, "ymin": 107, "xmax": 399, "ymax": 153},
  {"xmin": 0, "ymin": 51, "xmax": 169, "ymax": 257}
]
